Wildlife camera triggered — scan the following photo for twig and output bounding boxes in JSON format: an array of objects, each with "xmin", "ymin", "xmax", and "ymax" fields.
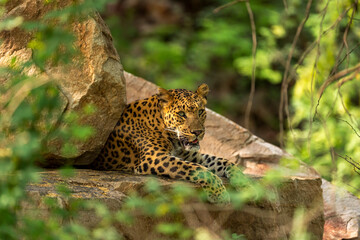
[
  {"xmin": 314, "ymin": 1, "xmax": 358, "ymax": 119},
  {"xmin": 282, "ymin": 0, "xmax": 288, "ymax": 12},
  {"xmin": 336, "ymin": 71, "xmax": 358, "ymax": 88},
  {"xmin": 337, "ymin": 82, "xmax": 360, "ymax": 131},
  {"xmin": 345, "ymin": 183, "xmax": 360, "ymax": 193},
  {"xmin": 244, "ymin": 1, "xmax": 257, "ymax": 130},
  {"xmin": 287, "ymin": 4, "xmax": 353, "ymax": 127},
  {"xmin": 307, "ymin": 0, "xmax": 330, "ymax": 163},
  {"xmin": 313, "ymin": 44, "xmax": 360, "ymax": 121},
  {"xmin": 319, "ymin": 115, "xmax": 337, "ymax": 178},
  {"xmin": 337, "ymin": 118, "xmax": 360, "ymax": 138},
  {"xmin": 279, "ymin": 0, "xmax": 313, "ymax": 147},
  {"xmin": 336, "ymin": 153, "xmax": 360, "ymax": 175},
  {"xmin": 213, "ymin": 0, "xmax": 248, "ymax": 14},
  {"xmin": 317, "ymin": 62, "xmax": 360, "ymax": 98},
  {"xmin": 289, "ymin": 5, "xmax": 353, "ymax": 82},
  {"xmin": 342, "ymin": 0, "xmax": 357, "ymax": 69},
  {"xmin": 213, "ymin": 0, "xmax": 257, "ymax": 130},
  {"xmin": 333, "ymin": 43, "xmax": 360, "ymax": 74}
]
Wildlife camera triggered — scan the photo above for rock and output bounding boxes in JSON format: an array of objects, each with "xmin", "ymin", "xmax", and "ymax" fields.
[
  {"xmin": 0, "ymin": 0, "xmax": 126, "ymax": 165},
  {"xmin": 44, "ymin": 12, "xmax": 126, "ymax": 166},
  {"xmin": 24, "ymin": 169, "xmax": 324, "ymax": 240},
  {"xmin": 322, "ymin": 179, "xmax": 360, "ymax": 240}
]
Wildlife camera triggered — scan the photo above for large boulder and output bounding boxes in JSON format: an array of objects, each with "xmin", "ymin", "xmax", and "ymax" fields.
[
  {"xmin": 0, "ymin": 0, "xmax": 126, "ymax": 165},
  {"xmin": 24, "ymin": 169, "xmax": 324, "ymax": 240},
  {"xmin": 322, "ymin": 179, "xmax": 360, "ymax": 240}
]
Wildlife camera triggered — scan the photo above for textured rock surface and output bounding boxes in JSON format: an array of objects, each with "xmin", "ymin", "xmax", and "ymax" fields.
[
  {"xmin": 25, "ymin": 170, "xmax": 324, "ymax": 240},
  {"xmin": 322, "ymin": 179, "xmax": 360, "ymax": 240},
  {"xmin": 45, "ymin": 13, "xmax": 126, "ymax": 165},
  {"xmin": 0, "ymin": 0, "xmax": 126, "ymax": 165}
]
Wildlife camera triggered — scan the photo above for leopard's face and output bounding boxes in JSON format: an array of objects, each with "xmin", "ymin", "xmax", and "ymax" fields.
[{"xmin": 158, "ymin": 84, "xmax": 209, "ymax": 151}]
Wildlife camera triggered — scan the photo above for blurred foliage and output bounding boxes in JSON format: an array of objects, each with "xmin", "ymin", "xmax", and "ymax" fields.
[
  {"xmin": 1, "ymin": 0, "xmax": 358, "ymax": 239},
  {"xmin": 104, "ymin": 0, "xmax": 360, "ymax": 197},
  {"xmin": 0, "ymin": 0, "xmax": 293, "ymax": 239},
  {"xmin": 0, "ymin": 0, "xmax": 116, "ymax": 239},
  {"xmin": 105, "ymin": 0, "xmax": 290, "ymax": 141},
  {"xmin": 109, "ymin": 172, "xmax": 283, "ymax": 240},
  {"xmin": 285, "ymin": 0, "xmax": 360, "ymax": 196}
]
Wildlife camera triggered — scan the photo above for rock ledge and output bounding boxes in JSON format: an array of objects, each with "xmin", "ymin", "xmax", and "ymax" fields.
[{"xmin": 24, "ymin": 170, "xmax": 324, "ymax": 240}]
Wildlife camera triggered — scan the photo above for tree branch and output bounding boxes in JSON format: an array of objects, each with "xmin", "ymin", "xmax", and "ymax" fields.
[
  {"xmin": 336, "ymin": 153, "xmax": 360, "ymax": 175},
  {"xmin": 213, "ymin": 0, "xmax": 248, "ymax": 14},
  {"xmin": 279, "ymin": 0, "xmax": 313, "ymax": 147},
  {"xmin": 318, "ymin": 62, "xmax": 360, "ymax": 98},
  {"xmin": 244, "ymin": 1, "xmax": 257, "ymax": 130}
]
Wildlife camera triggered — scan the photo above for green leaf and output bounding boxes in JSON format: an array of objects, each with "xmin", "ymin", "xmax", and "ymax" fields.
[
  {"xmin": 0, "ymin": 16, "xmax": 23, "ymax": 31},
  {"xmin": 72, "ymin": 126, "xmax": 94, "ymax": 141},
  {"xmin": 156, "ymin": 222, "xmax": 192, "ymax": 238},
  {"xmin": 59, "ymin": 166, "xmax": 75, "ymax": 178}
]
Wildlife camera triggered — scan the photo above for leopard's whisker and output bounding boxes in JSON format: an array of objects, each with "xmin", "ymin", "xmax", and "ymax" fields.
[
  {"xmin": 164, "ymin": 128, "xmax": 177, "ymax": 133},
  {"xmin": 165, "ymin": 128, "xmax": 191, "ymax": 138},
  {"xmin": 165, "ymin": 128, "xmax": 181, "ymax": 138}
]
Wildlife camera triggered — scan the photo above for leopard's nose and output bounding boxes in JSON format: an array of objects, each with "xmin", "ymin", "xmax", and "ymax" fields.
[{"xmin": 192, "ymin": 130, "xmax": 203, "ymax": 137}]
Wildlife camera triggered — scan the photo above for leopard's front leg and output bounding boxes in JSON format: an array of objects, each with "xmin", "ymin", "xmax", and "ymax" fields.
[
  {"xmin": 177, "ymin": 151, "xmax": 247, "ymax": 189},
  {"xmin": 134, "ymin": 151, "xmax": 230, "ymax": 203}
]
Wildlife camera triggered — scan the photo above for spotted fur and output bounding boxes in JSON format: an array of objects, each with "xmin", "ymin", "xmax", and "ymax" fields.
[{"xmin": 93, "ymin": 84, "xmax": 243, "ymax": 203}]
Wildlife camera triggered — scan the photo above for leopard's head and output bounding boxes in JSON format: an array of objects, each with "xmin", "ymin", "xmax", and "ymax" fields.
[{"xmin": 157, "ymin": 83, "xmax": 209, "ymax": 151}]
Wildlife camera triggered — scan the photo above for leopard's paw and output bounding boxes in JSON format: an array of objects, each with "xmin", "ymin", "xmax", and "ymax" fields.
[
  {"xmin": 205, "ymin": 185, "xmax": 230, "ymax": 204},
  {"xmin": 226, "ymin": 165, "xmax": 250, "ymax": 190}
]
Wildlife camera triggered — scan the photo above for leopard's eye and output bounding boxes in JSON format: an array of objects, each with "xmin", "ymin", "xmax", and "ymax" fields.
[
  {"xmin": 177, "ymin": 111, "xmax": 186, "ymax": 118},
  {"xmin": 198, "ymin": 109, "xmax": 205, "ymax": 116}
]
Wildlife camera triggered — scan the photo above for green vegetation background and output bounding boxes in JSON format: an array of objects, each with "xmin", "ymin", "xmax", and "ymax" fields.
[
  {"xmin": 0, "ymin": 0, "xmax": 359, "ymax": 239},
  {"xmin": 104, "ymin": 0, "xmax": 360, "ymax": 197}
]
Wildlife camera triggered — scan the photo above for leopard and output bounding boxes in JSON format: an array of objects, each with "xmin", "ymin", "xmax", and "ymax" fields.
[{"xmin": 92, "ymin": 83, "xmax": 244, "ymax": 203}]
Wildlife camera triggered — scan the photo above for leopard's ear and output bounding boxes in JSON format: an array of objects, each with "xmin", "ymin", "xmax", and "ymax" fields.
[
  {"xmin": 157, "ymin": 87, "xmax": 173, "ymax": 104},
  {"xmin": 196, "ymin": 83, "xmax": 209, "ymax": 99}
]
